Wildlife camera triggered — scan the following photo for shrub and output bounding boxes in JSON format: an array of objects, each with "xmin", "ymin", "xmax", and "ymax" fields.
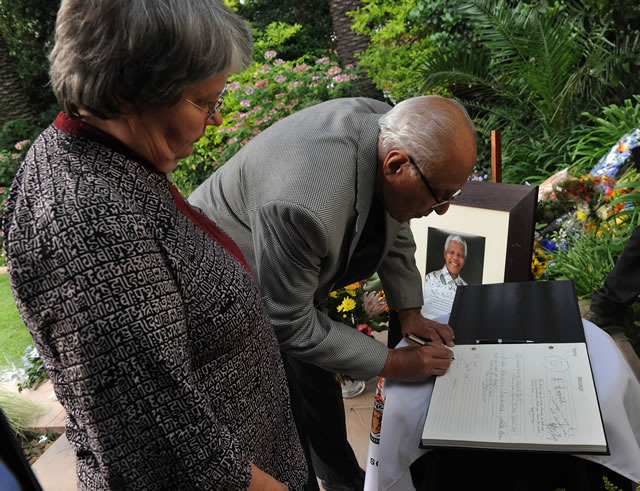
[
  {"xmin": 349, "ymin": 0, "xmax": 472, "ymax": 103},
  {"xmin": 237, "ymin": 0, "xmax": 333, "ymax": 61},
  {"xmin": 571, "ymin": 96, "xmax": 640, "ymax": 176},
  {"xmin": 0, "ymin": 120, "xmax": 38, "ymax": 153},
  {"xmin": 17, "ymin": 345, "xmax": 49, "ymax": 393},
  {"xmin": 0, "ymin": 0, "xmax": 58, "ymax": 109},
  {"xmin": 172, "ymin": 52, "xmax": 358, "ymax": 196}
]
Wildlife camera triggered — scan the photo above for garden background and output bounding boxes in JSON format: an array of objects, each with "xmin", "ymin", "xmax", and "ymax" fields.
[{"xmin": 1, "ymin": 0, "xmax": 639, "ymax": 391}]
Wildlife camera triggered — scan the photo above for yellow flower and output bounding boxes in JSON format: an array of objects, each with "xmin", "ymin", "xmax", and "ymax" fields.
[
  {"xmin": 576, "ymin": 210, "xmax": 587, "ymax": 222},
  {"xmin": 329, "ymin": 291, "xmax": 338, "ymax": 298},
  {"xmin": 344, "ymin": 282, "xmax": 360, "ymax": 297},
  {"xmin": 337, "ymin": 297, "xmax": 356, "ymax": 312}
]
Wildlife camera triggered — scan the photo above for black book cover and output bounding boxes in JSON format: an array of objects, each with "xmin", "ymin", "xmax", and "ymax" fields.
[{"xmin": 448, "ymin": 280, "xmax": 584, "ymax": 344}]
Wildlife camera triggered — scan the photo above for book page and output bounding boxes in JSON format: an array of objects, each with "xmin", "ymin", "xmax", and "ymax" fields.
[{"xmin": 422, "ymin": 343, "xmax": 606, "ymax": 451}]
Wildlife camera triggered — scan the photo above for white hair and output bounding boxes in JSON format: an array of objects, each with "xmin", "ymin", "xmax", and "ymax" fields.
[
  {"xmin": 378, "ymin": 95, "xmax": 475, "ymax": 177},
  {"xmin": 444, "ymin": 234, "xmax": 467, "ymax": 258}
]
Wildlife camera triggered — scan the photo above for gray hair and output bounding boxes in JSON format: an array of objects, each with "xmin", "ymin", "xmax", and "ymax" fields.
[
  {"xmin": 50, "ymin": 0, "xmax": 253, "ymax": 119},
  {"xmin": 444, "ymin": 234, "xmax": 467, "ymax": 258},
  {"xmin": 378, "ymin": 96, "xmax": 476, "ymax": 177}
]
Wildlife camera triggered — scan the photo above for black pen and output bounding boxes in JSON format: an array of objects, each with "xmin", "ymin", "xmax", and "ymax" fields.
[
  {"xmin": 404, "ymin": 334, "xmax": 455, "ymax": 360},
  {"xmin": 404, "ymin": 333, "xmax": 432, "ymax": 346},
  {"xmin": 475, "ymin": 338, "xmax": 535, "ymax": 344}
]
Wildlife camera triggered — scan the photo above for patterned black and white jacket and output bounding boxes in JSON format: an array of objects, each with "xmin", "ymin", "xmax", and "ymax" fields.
[{"xmin": 3, "ymin": 113, "xmax": 307, "ymax": 490}]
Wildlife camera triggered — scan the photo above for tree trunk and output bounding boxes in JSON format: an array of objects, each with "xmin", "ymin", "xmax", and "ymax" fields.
[
  {"xmin": 0, "ymin": 35, "xmax": 38, "ymax": 128},
  {"xmin": 328, "ymin": 0, "xmax": 381, "ymax": 99}
]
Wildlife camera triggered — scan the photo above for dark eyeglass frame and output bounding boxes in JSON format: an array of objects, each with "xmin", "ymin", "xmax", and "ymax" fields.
[
  {"xmin": 184, "ymin": 85, "xmax": 227, "ymax": 121},
  {"xmin": 407, "ymin": 156, "xmax": 462, "ymax": 210}
]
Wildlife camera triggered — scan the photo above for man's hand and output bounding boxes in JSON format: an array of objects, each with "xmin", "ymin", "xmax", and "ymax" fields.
[
  {"xmin": 249, "ymin": 463, "xmax": 288, "ymax": 490},
  {"xmin": 398, "ymin": 308, "xmax": 455, "ymax": 347},
  {"xmin": 379, "ymin": 344, "xmax": 454, "ymax": 381}
]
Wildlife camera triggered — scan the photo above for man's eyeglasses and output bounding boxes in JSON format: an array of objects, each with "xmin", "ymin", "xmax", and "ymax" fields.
[
  {"xmin": 184, "ymin": 85, "xmax": 227, "ymax": 121},
  {"xmin": 408, "ymin": 156, "xmax": 462, "ymax": 210}
]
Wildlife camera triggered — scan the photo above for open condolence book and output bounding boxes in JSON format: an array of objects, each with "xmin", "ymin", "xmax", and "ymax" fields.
[{"xmin": 420, "ymin": 280, "xmax": 608, "ymax": 454}]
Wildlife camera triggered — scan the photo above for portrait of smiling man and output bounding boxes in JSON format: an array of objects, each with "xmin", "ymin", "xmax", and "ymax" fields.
[{"xmin": 422, "ymin": 234, "xmax": 469, "ymax": 320}]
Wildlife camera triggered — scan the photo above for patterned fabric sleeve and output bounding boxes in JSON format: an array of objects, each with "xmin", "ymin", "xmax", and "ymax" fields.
[
  {"xmin": 6, "ymin": 177, "xmax": 253, "ymax": 489},
  {"xmin": 250, "ymin": 200, "xmax": 388, "ymax": 380}
]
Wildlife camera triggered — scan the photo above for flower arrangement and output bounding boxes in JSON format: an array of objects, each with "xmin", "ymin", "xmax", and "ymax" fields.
[
  {"xmin": 320, "ymin": 273, "xmax": 389, "ymax": 337},
  {"xmin": 532, "ymin": 168, "xmax": 638, "ymax": 294}
]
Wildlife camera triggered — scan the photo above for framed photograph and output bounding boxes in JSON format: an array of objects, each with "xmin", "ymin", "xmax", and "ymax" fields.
[{"xmin": 411, "ymin": 181, "xmax": 538, "ymax": 319}]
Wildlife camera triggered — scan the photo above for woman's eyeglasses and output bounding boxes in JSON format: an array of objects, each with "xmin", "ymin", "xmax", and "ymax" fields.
[{"xmin": 184, "ymin": 85, "xmax": 227, "ymax": 121}]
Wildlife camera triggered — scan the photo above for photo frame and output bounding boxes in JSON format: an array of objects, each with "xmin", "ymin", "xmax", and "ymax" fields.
[{"xmin": 411, "ymin": 181, "xmax": 538, "ymax": 289}]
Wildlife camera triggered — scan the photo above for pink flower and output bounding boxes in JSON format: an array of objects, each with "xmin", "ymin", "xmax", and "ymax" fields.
[
  {"xmin": 363, "ymin": 291, "xmax": 387, "ymax": 318},
  {"xmin": 294, "ymin": 63, "xmax": 310, "ymax": 72},
  {"xmin": 227, "ymin": 81, "xmax": 241, "ymax": 91},
  {"xmin": 315, "ymin": 57, "xmax": 329, "ymax": 65},
  {"xmin": 356, "ymin": 324, "xmax": 372, "ymax": 337},
  {"xmin": 345, "ymin": 64, "xmax": 354, "ymax": 69},
  {"xmin": 274, "ymin": 59, "xmax": 285, "ymax": 66},
  {"xmin": 261, "ymin": 64, "xmax": 271, "ymax": 74},
  {"xmin": 255, "ymin": 79, "xmax": 269, "ymax": 88},
  {"xmin": 14, "ymin": 139, "xmax": 30, "ymax": 151},
  {"xmin": 275, "ymin": 92, "xmax": 285, "ymax": 99},
  {"xmin": 252, "ymin": 129, "xmax": 261, "ymax": 135},
  {"xmin": 309, "ymin": 82, "xmax": 318, "ymax": 87},
  {"xmin": 333, "ymin": 74, "xmax": 350, "ymax": 83},
  {"xmin": 244, "ymin": 86, "xmax": 254, "ymax": 95},
  {"xmin": 264, "ymin": 50, "xmax": 277, "ymax": 60},
  {"xmin": 328, "ymin": 66, "xmax": 342, "ymax": 76},
  {"xmin": 240, "ymin": 99, "xmax": 251, "ymax": 107},
  {"xmin": 312, "ymin": 76, "xmax": 320, "ymax": 80},
  {"xmin": 326, "ymin": 83, "xmax": 335, "ymax": 89},
  {"xmin": 275, "ymin": 75, "xmax": 286, "ymax": 83},
  {"xmin": 11, "ymin": 153, "xmax": 19, "ymax": 159},
  {"xmin": 276, "ymin": 102, "xmax": 285, "ymax": 109},
  {"xmin": 228, "ymin": 137, "xmax": 238, "ymax": 144}
]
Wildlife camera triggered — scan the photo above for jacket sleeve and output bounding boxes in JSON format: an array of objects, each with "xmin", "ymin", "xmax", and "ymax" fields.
[
  {"xmin": 377, "ymin": 222, "xmax": 424, "ymax": 311},
  {"xmin": 6, "ymin": 198, "xmax": 253, "ymax": 489},
  {"xmin": 250, "ymin": 200, "xmax": 389, "ymax": 380}
]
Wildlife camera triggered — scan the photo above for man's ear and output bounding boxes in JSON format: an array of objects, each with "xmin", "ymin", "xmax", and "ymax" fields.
[{"xmin": 381, "ymin": 150, "xmax": 410, "ymax": 180}]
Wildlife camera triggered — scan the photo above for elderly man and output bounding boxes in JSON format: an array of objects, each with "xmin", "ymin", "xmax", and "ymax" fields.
[
  {"xmin": 422, "ymin": 234, "xmax": 469, "ymax": 320},
  {"xmin": 189, "ymin": 95, "xmax": 476, "ymax": 490}
]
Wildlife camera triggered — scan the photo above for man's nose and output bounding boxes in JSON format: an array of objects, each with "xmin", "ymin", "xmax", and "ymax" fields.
[
  {"xmin": 207, "ymin": 111, "xmax": 223, "ymax": 127},
  {"xmin": 434, "ymin": 202, "xmax": 451, "ymax": 215}
]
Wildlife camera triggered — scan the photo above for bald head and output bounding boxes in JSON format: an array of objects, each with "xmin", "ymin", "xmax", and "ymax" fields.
[{"xmin": 378, "ymin": 96, "xmax": 477, "ymax": 178}]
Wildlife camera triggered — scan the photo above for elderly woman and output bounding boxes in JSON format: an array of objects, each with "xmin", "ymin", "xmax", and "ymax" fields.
[{"xmin": 2, "ymin": 0, "xmax": 306, "ymax": 489}]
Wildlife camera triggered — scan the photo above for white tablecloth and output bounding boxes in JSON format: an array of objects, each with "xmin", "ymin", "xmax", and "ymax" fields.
[{"xmin": 364, "ymin": 319, "xmax": 640, "ymax": 490}]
